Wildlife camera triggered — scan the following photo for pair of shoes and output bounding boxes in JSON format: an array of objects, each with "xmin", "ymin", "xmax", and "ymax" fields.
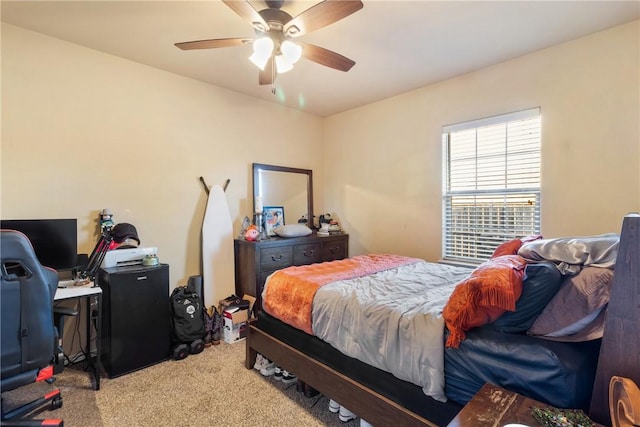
[
  {"xmin": 260, "ymin": 359, "xmax": 275, "ymax": 376},
  {"xmin": 281, "ymin": 370, "xmax": 297, "ymax": 384},
  {"xmin": 303, "ymin": 383, "xmax": 319, "ymax": 398},
  {"xmin": 253, "ymin": 353, "xmax": 265, "ymax": 370},
  {"xmin": 210, "ymin": 307, "xmax": 222, "ymax": 345},
  {"xmin": 274, "ymin": 366, "xmax": 283, "ymax": 381},
  {"xmin": 203, "ymin": 307, "xmax": 214, "ymax": 347},
  {"xmin": 339, "ymin": 406, "xmax": 357, "ymax": 422},
  {"xmin": 329, "ymin": 400, "xmax": 356, "ymax": 422},
  {"xmin": 203, "ymin": 306, "xmax": 222, "ymax": 346}
]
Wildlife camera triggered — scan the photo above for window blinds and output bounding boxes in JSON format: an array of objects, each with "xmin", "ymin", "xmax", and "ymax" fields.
[{"xmin": 442, "ymin": 108, "xmax": 541, "ymax": 263}]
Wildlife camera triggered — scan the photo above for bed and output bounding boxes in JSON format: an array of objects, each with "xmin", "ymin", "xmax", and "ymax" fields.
[{"xmin": 244, "ymin": 215, "xmax": 638, "ymax": 426}]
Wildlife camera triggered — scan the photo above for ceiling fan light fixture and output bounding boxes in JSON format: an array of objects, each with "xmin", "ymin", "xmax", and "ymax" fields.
[
  {"xmin": 249, "ymin": 36, "xmax": 274, "ymax": 70},
  {"xmin": 280, "ymin": 40, "xmax": 302, "ymax": 64},
  {"xmin": 285, "ymin": 25, "xmax": 301, "ymax": 37},
  {"xmin": 252, "ymin": 22, "xmax": 267, "ymax": 33},
  {"xmin": 275, "ymin": 55, "xmax": 294, "ymax": 73}
]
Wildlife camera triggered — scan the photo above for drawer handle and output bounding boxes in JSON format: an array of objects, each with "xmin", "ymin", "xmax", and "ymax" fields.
[
  {"xmin": 329, "ymin": 246, "xmax": 339, "ymax": 254},
  {"xmin": 137, "ymin": 276, "xmax": 147, "ymax": 281},
  {"xmin": 271, "ymin": 254, "xmax": 283, "ymax": 262},
  {"xmin": 303, "ymin": 250, "xmax": 315, "ymax": 257}
]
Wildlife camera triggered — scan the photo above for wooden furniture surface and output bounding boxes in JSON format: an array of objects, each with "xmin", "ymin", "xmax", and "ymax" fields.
[
  {"xmin": 234, "ymin": 232, "xmax": 348, "ymax": 312},
  {"xmin": 590, "ymin": 213, "xmax": 640, "ymax": 426},
  {"xmin": 446, "ymin": 383, "xmax": 601, "ymax": 427},
  {"xmin": 447, "ymin": 383, "xmax": 537, "ymax": 427}
]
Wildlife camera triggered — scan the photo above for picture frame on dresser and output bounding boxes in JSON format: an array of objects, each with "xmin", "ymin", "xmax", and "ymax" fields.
[{"xmin": 264, "ymin": 206, "xmax": 285, "ymax": 236}]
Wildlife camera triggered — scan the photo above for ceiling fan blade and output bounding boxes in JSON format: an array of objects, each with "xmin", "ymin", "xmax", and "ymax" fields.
[
  {"xmin": 284, "ymin": 0, "xmax": 363, "ymax": 38},
  {"xmin": 222, "ymin": 0, "xmax": 268, "ymax": 32},
  {"xmin": 299, "ymin": 43, "xmax": 356, "ymax": 72},
  {"xmin": 259, "ymin": 57, "xmax": 276, "ymax": 85},
  {"xmin": 175, "ymin": 38, "xmax": 251, "ymax": 50}
]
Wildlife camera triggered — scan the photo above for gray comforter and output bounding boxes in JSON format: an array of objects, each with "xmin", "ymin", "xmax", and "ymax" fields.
[{"xmin": 311, "ymin": 260, "xmax": 472, "ymax": 402}]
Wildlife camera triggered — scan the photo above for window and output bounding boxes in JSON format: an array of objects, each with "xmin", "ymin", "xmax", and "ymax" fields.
[{"xmin": 442, "ymin": 108, "xmax": 541, "ymax": 264}]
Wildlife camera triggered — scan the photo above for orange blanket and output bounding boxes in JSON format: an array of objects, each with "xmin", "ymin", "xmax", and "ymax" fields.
[
  {"xmin": 443, "ymin": 254, "xmax": 526, "ymax": 348},
  {"xmin": 262, "ymin": 254, "xmax": 420, "ymax": 335}
]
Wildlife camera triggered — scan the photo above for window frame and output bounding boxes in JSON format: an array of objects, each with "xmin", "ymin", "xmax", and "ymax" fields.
[{"xmin": 442, "ymin": 108, "xmax": 542, "ymax": 264}]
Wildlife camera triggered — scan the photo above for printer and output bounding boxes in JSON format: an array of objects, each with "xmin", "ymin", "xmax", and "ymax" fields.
[{"xmin": 102, "ymin": 246, "xmax": 158, "ymax": 269}]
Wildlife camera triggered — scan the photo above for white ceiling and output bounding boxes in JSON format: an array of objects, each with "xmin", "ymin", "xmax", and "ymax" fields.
[{"xmin": 2, "ymin": 1, "xmax": 639, "ymax": 117}]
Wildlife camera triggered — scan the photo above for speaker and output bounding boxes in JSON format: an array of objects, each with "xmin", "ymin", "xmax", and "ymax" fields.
[
  {"xmin": 187, "ymin": 275, "xmax": 204, "ymax": 307},
  {"xmin": 75, "ymin": 253, "xmax": 89, "ymax": 276}
]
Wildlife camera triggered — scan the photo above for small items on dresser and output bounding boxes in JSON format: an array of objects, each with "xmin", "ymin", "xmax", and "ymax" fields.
[
  {"xmin": 244, "ymin": 225, "xmax": 259, "ymax": 241},
  {"xmin": 238, "ymin": 216, "xmax": 252, "ymax": 239},
  {"xmin": 318, "ymin": 213, "xmax": 343, "ymax": 235}
]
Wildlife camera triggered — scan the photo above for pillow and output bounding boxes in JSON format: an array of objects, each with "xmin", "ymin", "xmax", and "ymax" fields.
[
  {"xmin": 443, "ymin": 255, "xmax": 527, "ymax": 348},
  {"xmin": 528, "ymin": 267, "xmax": 614, "ymax": 341},
  {"xmin": 518, "ymin": 233, "xmax": 619, "ymax": 274},
  {"xmin": 491, "ymin": 239, "xmax": 522, "ymax": 258},
  {"xmin": 491, "ymin": 262, "xmax": 563, "ymax": 333},
  {"xmin": 491, "ymin": 235, "xmax": 544, "ymax": 258},
  {"xmin": 273, "ymin": 224, "xmax": 312, "ymax": 238}
]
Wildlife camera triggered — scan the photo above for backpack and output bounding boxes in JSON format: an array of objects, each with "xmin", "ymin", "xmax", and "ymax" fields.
[{"xmin": 169, "ymin": 285, "xmax": 206, "ymax": 344}]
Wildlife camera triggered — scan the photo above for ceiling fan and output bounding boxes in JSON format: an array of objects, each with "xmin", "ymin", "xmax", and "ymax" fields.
[{"xmin": 175, "ymin": 0, "xmax": 363, "ymax": 86}]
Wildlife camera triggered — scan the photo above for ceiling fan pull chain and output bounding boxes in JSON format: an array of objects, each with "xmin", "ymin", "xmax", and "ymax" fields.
[{"xmin": 271, "ymin": 57, "xmax": 276, "ymax": 95}]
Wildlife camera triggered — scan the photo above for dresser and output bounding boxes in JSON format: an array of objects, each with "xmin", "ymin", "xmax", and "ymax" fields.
[{"xmin": 234, "ymin": 233, "xmax": 349, "ymax": 313}]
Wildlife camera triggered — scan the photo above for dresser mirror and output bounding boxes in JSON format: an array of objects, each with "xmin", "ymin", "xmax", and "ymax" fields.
[{"xmin": 253, "ymin": 163, "xmax": 313, "ymax": 229}]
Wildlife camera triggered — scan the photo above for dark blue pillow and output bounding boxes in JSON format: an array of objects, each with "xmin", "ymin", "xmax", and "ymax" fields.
[{"xmin": 491, "ymin": 262, "xmax": 563, "ymax": 333}]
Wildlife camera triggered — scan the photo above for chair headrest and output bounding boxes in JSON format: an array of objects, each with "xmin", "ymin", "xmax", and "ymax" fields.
[{"xmin": 1, "ymin": 229, "xmax": 55, "ymax": 280}]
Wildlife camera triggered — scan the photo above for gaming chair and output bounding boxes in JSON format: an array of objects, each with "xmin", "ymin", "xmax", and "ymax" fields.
[{"xmin": 1, "ymin": 229, "xmax": 63, "ymax": 426}]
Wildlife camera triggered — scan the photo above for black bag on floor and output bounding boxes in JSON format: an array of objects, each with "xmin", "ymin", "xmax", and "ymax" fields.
[{"xmin": 169, "ymin": 284, "xmax": 206, "ymax": 344}]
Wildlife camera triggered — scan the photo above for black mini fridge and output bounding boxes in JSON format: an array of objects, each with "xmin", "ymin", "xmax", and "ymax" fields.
[{"xmin": 98, "ymin": 264, "xmax": 170, "ymax": 378}]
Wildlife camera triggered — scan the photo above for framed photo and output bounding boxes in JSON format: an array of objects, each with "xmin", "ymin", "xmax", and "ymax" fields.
[{"xmin": 264, "ymin": 206, "xmax": 285, "ymax": 236}]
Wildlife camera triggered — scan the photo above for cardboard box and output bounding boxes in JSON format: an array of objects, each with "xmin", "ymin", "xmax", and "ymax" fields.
[
  {"xmin": 242, "ymin": 294, "xmax": 256, "ymax": 319},
  {"xmin": 223, "ymin": 306, "xmax": 248, "ymax": 344}
]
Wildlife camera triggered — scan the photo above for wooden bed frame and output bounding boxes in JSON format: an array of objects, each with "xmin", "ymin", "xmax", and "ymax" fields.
[{"xmin": 245, "ymin": 214, "xmax": 639, "ymax": 427}]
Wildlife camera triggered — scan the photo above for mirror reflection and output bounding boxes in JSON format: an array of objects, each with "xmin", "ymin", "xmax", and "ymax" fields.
[
  {"xmin": 253, "ymin": 163, "xmax": 313, "ymax": 230},
  {"xmin": 258, "ymin": 170, "xmax": 307, "ymax": 224}
]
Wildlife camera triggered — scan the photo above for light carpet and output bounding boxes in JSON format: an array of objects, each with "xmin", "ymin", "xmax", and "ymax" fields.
[{"xmin": 3, "ymin": 342, "xmax": 360, "ymax": 426}]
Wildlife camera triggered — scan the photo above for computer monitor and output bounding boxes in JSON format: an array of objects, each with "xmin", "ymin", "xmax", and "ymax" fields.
[{"xmin": 0, "ymin": 218, "xmax": 78, "ymax": 272}]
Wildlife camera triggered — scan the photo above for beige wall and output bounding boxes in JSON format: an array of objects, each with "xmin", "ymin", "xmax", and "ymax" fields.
[
  {"xmin": 324, "ymin": 20, "xmax": 640, "ymax": 261},
  {"xmin": 1, "ymin": 23, "xmax": 323, "ymax": 289},
  {"xmin": 3, "ymin": 20, "xmax": 639, "ymax": 285}
]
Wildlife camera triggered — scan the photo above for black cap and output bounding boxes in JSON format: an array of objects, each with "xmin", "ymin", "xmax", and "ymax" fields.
[{"xmin": 111, "ymin": 223, "xmax": 140, "ymax": 245}]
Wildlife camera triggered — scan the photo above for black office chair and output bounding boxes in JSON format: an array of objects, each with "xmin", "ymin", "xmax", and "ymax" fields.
[{"xmin": 1, "ymin": 230, "xmax": 64, "ymax": 426}]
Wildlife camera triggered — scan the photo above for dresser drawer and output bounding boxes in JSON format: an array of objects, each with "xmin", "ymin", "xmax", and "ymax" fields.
[
  {"xmin": 293, "ymin": 243, "xmax": 322, "ymax": 265},
  {"xmin": 322, "ymin": 239, "xmax": 347, "ymax": 261},
  {"xmin": 260, "ymin": 246, "xmax": 293, "ymax": 270}
]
